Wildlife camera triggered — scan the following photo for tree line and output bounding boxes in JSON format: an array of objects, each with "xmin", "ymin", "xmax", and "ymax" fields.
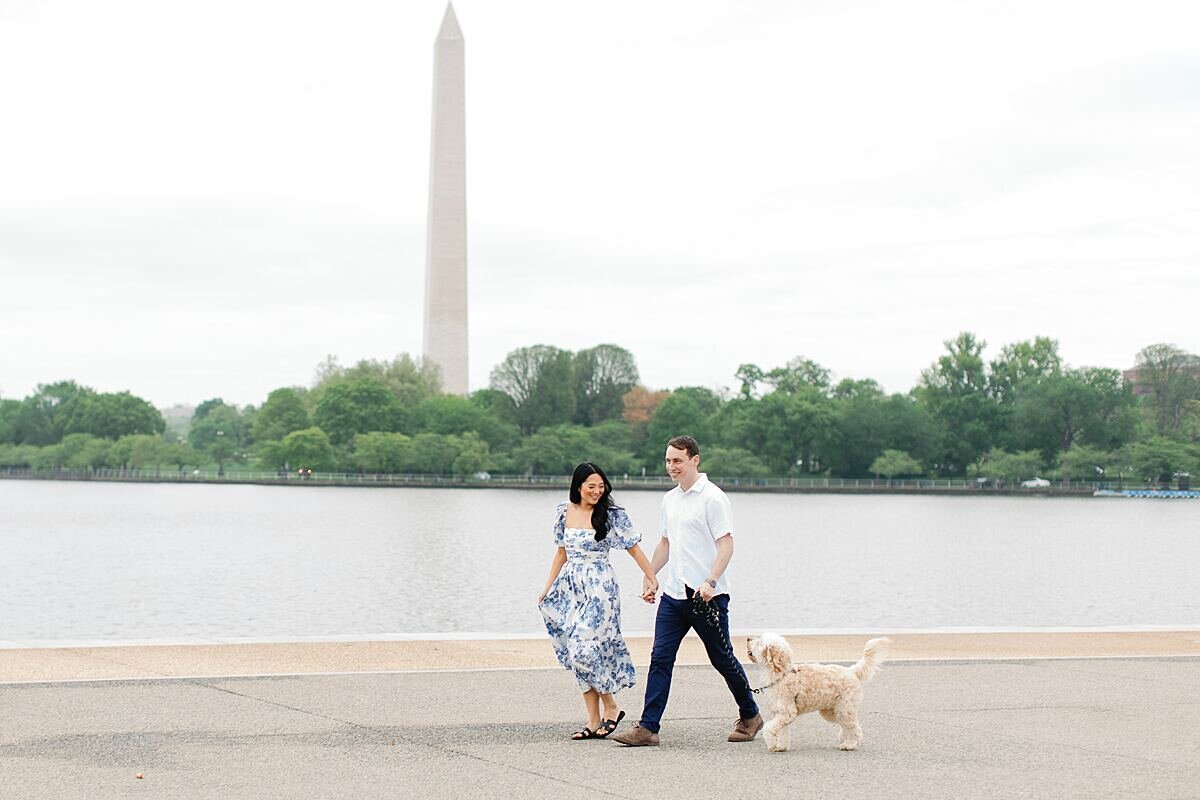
[{"xmin": 2, "ymin": 336, "xmax": 1199, "ymax": 485}]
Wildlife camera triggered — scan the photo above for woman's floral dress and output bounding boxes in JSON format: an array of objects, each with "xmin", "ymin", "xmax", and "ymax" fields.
[{"xmin": 538, "ymin": 502, "xmax": 641, "ymax": 693}]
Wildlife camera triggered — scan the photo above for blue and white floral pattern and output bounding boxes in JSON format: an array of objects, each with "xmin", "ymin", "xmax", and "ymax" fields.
[{"xmin": 539, "ymin": 502, "xmax": 641, "ymax": 693}]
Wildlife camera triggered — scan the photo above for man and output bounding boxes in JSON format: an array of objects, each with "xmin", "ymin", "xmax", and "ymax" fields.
[{"xmin": 613, "ymin": 435, "xmax": 762, "ymax": 746}]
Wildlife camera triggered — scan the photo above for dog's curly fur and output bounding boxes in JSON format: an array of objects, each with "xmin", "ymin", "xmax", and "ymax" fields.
[{"xmin": 746, "ymin": 633, "xmax": 891, "ymax": 752}]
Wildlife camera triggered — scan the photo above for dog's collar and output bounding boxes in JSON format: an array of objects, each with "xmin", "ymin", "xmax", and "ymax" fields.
[
  {"xmin": 750, "ymin": 673, "xmax": 787, "ymax": 694},
  {"xmin": 751, "ymin": 666, "xmax": 802, "ymax": 695}
]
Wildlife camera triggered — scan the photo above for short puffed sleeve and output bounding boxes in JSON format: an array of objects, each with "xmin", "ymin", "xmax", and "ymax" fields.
[
  {"xmin": 606, "ymin": 507, "xmax": 641, "ymax": 550},
  {"xmin": 553, "ymin": 502, "xmax": 567, "ymax": 546}
]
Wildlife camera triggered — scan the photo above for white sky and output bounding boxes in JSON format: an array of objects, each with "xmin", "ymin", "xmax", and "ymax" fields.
[{"xmin": 1, "ymin": 0, "xmax": 1198, "ymax": 408}]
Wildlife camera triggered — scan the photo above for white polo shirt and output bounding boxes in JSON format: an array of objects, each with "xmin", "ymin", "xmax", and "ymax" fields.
[{"xmin": 659, "ymin": 473, "xmax": 735, "ymax": 600}]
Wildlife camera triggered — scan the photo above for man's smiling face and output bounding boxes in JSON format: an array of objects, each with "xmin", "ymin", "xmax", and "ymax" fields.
[{"xmin": 664, "ymin": 445, "xmax": 699, "ymax": 485}]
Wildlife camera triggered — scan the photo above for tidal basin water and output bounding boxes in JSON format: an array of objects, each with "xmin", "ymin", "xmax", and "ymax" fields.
[{"xmin": 1, "ymin": 480, "xmax": 1197, "ymax": 646}]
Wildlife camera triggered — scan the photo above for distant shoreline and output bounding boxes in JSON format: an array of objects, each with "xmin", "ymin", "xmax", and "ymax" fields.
[{"xmin": 0, "ymin": 470, "xmax": 1101, "ymax": 496}]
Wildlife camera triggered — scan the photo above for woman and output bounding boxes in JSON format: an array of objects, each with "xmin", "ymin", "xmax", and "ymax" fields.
[{"xmin": 537, "ymin": 462, "xmax": 659, "ymax": 740}]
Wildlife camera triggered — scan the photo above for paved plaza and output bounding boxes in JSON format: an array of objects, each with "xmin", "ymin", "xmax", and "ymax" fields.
[{"xmin": 3, "ymin": 652, "xmax": 1198, "ymax": 799}]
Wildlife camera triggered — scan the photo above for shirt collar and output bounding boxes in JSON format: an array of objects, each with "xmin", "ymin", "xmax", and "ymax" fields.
[{"xmin": 682, "ymin": 473, "xmax": 710, "ymax": 494}]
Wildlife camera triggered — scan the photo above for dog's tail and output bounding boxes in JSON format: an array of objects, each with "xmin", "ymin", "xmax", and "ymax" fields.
[{"xmin": 852, "ymin": 637, "xmax": 892, "ymax": 683}]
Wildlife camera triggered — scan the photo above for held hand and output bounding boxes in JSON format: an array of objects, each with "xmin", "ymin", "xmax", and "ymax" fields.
[
  {"xmin": 537, "ymin": 588, "xmax": 548, "ymax": 604},
  {"xmin": 696, "ymin": 581, "xmax": 716, "ymax": 602},
  {"xmin": 641, "ymin": 575, "xmax": 658, "ymax": 604}
]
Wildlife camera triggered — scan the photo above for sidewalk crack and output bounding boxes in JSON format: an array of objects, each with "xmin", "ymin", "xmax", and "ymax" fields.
[{"xmin": 187, "ymin": 679, "xmax": 640, "ymax": 799}]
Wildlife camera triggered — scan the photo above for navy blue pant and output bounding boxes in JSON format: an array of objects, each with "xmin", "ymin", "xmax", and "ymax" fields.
[{"xmin": 639, "ymin": 592, "xmax": 759, "ymax": 733}]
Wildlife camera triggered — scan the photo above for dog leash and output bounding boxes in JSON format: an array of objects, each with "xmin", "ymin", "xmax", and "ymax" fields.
[{"xmin": 689, "ymin": 591, "xmax": 778, "ymax": 695}]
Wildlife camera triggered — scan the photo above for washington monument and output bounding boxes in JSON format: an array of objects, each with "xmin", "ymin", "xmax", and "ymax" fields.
[{"xmin": 423, "ymin": 3, "xmax": 468, "ymax": 395}]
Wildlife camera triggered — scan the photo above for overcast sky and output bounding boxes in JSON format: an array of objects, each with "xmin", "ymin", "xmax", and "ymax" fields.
[{"xmin": 1, "ymin": 0, "xmax": 1197, "ymax": 408}]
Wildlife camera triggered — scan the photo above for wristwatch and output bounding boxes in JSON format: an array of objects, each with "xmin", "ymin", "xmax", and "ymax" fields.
[{"xmin": 705, "ymin": 578, "xmax": 718, "ymax": 588}]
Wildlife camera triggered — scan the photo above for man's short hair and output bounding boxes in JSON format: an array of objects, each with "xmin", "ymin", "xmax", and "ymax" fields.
[{"xmin": 667, "ymin": 435, "xmax": 700, "ymax": 459}]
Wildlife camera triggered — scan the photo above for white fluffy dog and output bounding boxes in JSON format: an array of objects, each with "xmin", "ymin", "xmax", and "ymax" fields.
[{"xmin": 746, "ymin": 633, "xmax": 891, "ymax": 752}]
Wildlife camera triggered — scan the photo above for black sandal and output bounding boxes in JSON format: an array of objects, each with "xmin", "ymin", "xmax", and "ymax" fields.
[
  {"xmin": 571, "ymin": 726, "xmax": 597, "ymax": 740},
  {"xmin": 594, "ymin": 710, "xmax": 625, "ymax": 739}
]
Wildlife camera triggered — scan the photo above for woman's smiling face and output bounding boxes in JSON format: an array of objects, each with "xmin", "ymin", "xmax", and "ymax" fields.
[
  {"xmin": 579, "ymin": 473, "xmax": 606, "ymax": 506},
  {"xmin": 578, "ymin": 474, "xmax": 604, "ymax": 506}
]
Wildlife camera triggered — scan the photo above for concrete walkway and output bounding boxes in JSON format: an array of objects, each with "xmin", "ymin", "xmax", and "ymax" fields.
[
  {"xmin": 3, "ymin": 629, "xmax": 1199, "ymax": 682},
  {"xmin": 2, "ymin": 650, "xmax": 1198, "ymax": 799}
]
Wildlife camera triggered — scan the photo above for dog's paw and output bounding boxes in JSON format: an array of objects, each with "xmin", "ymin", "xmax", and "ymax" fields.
[
  {"xmin": 838, "ymin": 741, "xmax": 859, "ymax": 751},
  {"xmin": 767, "ymin": 742, "xmax": 789, "ymax": 753}
]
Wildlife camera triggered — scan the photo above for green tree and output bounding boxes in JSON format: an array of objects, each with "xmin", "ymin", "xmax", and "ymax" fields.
[
  {"xmin": 489, "ymin": 345, "xmax": 576, "ymax": 434},
  {"xmin": 975, "ymin": 448, "xmax": 1044, "ymax": 482},
  {"xmin": 917, "ymin": 332, "xmax": 1001, "ymax": 474},
  {"xmin": 702, "ymin": 446, "xmax": 771, "ymax": 478},
  {"xmin": 988, "ymin": 336, "xmax": 1063, "ymax": 405},
  {"xmin": 0, "ymin": 443, "xmax": 38, "ymax": 467},
  {"xmin": 644, "ymin": 387, "xmax": 721, "ymax": 464},
  {"xmin": 587, "ymin": 419, "xmax": 636, "ymax": 454},
  {"xmin": 351, "ymin": 431, "xmax": 492, "ymax": 476},
  {"xmin": 825, "ymin": 385, "xmax": 940, "ymax": 477},
  {"xmin": 252, "ymin": 388, "xmax": 310, "ymax": 442},
  {"xmin": 401, "ymin": 433, "xmax": 464, "ymax": 474},
  {"xmin": 130, "ymin": 434, "xmax": 168, "ymax": 469},
  {"xmin": 470, "ymin": 388, "xmax": 519, "ymax": 428},
  {"xmin": 10, "ymin": 381, "xmax": 90, "ymax": 445},
  {"xmin": 707, "ymin": 396, "xmax": 751, "ymax": 449},
  {"xmin": 414, "ymin": 394, "xmax": 519, "ymax": 451},
  {"xmin": 160, "ymin": 440, "xmax": 199, "ymax": 472},
  {"xmin": 0, "ymin": 398, "xmax": 20, "ymax": 444},
  {"xmin": 192, "ymin": 397, "xmax": 229, "ymax": 421},
  {"xmin": 11, "ymin": 397, "xmax": 58, "ymax": 446},
  {"xmin": 1075, "ymin": 367, "xmax": 1141, "ymax": 449},
  {"xmin": 30, "ymin": 444, "xmax": 66, "ymax": 470},
  {"xmin": 734, "ymin": 364, "xmax": 765, "ymax": 399},
  {"xmin": 106, "ymin": 437, "xmax": 133, "ymax": 469},
  {"xmin": 1133, "ymin": 343, "xmax": 1200, "ymax": 437},
  {"xmin": 727, "ymin": 387, "xmax": 833, "ymax": 474},
  {"xmin": 61, "ymin": 391, "xmax": 165, "ymax": 440},
  {"xmin": 1123, "ymin": 437, "xmax": 1199, "ymax": 486},
  {"xmin": 56, "ymin": 434, "xmax": 110, "ymax": 470},
  {"xmin": 1056, "ymin": 443, "xmax": 1113, "ymax": 482},
  {"xmin": 276, "ymin": 427, "xmax": 335, "ymax": 472},
  {"xmin": 106, "ymin": 434, "xmax": 167, "ymax": 469},
  {"xmin": 572, "ymin": 344, "xmax": 640, "ymax": 425},
  {"xmin": 312, "ymin": 353, "xmax": 441, "ymax": 409},
  {"xmin": 1182, "ymin": 400, "xmax": 1200, "ymax": 442},
  {"xmin": 511, "ymin": 425, "xmax": 592, "ymax": 475},
  {"xmin": 1009, "ymin": 368, "xmax": 1138, "ymax": 462},
  {"xmin": 312, "ymin": 379, "xmax": 407, "ymax": 446},
  {"xmin": 511, "ymin": 424, "xmax": 637, "ymax": 476},
  {"xmin": 451, "ymin": 432, "xmax": 493, "ymax": 477},
  {"xmin": 869, "ymin": 450, "xmax": 923, "ymax": 479},
  {"xmin": 763, "ymin": 356, "xmax": 832, "ymax": 394},
  {"xmin": 825, "ymin": 380, "xmax": 886, "ymax": 477},
  {"xmin": 830, "ymin": 378, "xmax": 882, "ymax": 401},
  {"xmin": 188, "ymin": 403, "xmax": 247, "ymax": 473},
  {"xmin": 349, "ymin": 431, "xmax": 412, "ymax": 473}
]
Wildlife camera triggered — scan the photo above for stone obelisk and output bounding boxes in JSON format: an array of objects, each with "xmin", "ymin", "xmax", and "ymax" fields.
[{"xmin": 423, "ymin": 3, "xmax": 468, "ymax": 395}]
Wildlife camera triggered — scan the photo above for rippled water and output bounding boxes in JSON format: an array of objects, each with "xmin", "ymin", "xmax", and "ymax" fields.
[{"xmin": 1, "ymin": 480, "xmax": 1197, "ymax": 645}]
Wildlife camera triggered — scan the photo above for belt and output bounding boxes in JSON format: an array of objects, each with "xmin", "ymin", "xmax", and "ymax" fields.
[{"xmin": 566, "ymin": 551, "xmax": 610, "ymax": 562}]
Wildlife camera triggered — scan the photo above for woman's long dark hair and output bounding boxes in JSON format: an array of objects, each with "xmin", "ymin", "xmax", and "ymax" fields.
[{"xmin": 570, "ymin": 462, "xmax": 617, "ymax": 541}]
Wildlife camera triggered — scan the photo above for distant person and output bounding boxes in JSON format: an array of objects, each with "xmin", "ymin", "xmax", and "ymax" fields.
[
  {"xmin": 613, "ymin": 435, "xmax": 762, "ymax": 746},
  {"xmin": 538, "ymin": 463, "xmax": 658, "ymax": 740}
]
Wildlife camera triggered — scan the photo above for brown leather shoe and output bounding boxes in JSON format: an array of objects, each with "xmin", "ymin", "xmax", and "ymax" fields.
[
  {"xmin": 612, "ymin": 724, "xmax": 660, "ymax": 746},
  {"xmin": 728, "ymin": 714, "xmax": 764, "ymax": 742}
]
